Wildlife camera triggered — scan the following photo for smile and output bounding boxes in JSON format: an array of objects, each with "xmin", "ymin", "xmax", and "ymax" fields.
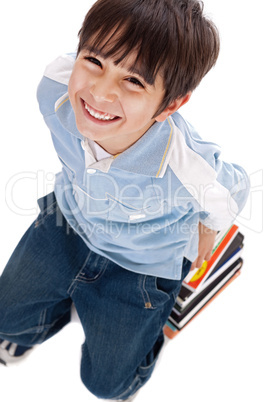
[{"xmin": 83, "ymin": 101, "xmax": 119, "ymax": 121}]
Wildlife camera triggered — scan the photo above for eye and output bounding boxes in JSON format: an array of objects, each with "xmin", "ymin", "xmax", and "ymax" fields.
[
  {"xmin": 126, "ymin": 77, "xmax": 145, "ymax": 88},
  {"xmin": 85, "ymin": 56, "xmax": 102, "ymax": 68}
]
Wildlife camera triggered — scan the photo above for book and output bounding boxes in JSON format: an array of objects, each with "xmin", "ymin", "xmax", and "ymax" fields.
[
  {"xmin": 183, "ymin": 224, "xmax": 239, "ymax": 291},
  {"xmin": 164, "ymin": 269, "xmax": 242, "ymax": 339},
  {"xmin": 170, "ymin": 258, "xmax": 243, "ymax": 329},
  {"xmin": 207, "ymin": 232, "xmax": 244, "ymax": 279},
  {"xmin": 177, "ymin": 229, "xmax": 244, "ymax": 309},
  {"xmin": 164, "ymin": 259, "xmax": 243, "ymax": 338},
  {"xmin": 177, "ymin": 244, "xmax": 243, "ymax": 309},
  {"xmin": 164, "ymin": 224, "xmax": 245, "ymax": 339}
]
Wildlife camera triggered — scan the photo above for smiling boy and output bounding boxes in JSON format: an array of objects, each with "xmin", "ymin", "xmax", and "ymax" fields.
[
  {"xmin": 0, "ymin": 1, "xmax": 249, "ymax": 401},
  {"xmin": 69, "ymin": 47, "xmax": 189, "ymax": 154}
]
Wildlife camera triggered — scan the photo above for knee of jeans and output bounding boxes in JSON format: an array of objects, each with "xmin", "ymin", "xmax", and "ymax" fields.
[
  {"xmin": 80, "ymin": 367, "xmax": 122, "ymax": 399},
  {"xmin": 0, "ymin": 303, "xmax": 29, "ymax": 338},
  {"xmin": 80, "ymin": 352, "xmax": 132, "ymax": 399},
  {"xmin": 81, "ymin": 365, "xmax": 151, "ymax": 400},
  {"xmin": 80, "ymin": 333, "xmax": 164, "ymax": 399},
  {"xmin": 0, "ymin": 304, "xmax": 10, "ymax": 332},
  {"xmin": 0, "ymin": 311, "xmax": 20, "ymax": 338},
  {"xmin": 80, "ymin": 352, "xmax": 156, "ymax": 400}
]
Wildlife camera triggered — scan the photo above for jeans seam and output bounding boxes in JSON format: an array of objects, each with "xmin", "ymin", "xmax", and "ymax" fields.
[
  {"xmin": 138, "ymin": 275, "xmax": 156, "ymax": 310},
  {"xmin": 0, "ymin": 322, "xmax": 52, "ymax": 339},
  {"xmin": 40, "ymin": 200, "xmax": 58, "ymax": 216},
  {"xmin": 30, "ymin": 309, "xmax": 47, "ymax": 343},
  {"xmin": 67, "ymin": 253, "xmax": 90, "ymax": 297},
  {"xmin": 112, "ymin": 374, "xmax": 141, "ymax": 400},
  {"xmin": 0, "ymin": 311, "xmax": 72, "ymax": 345},
  {"xmin": 35, "ymin": 200, "xmax": 58, "ymax": 227},
  {"xmin": 76, "ymin": 258, "xmax": 108, "ymax": 283},
  {"xmin": 67, "ymin": 251, "xmax": 93, "ymax": 297}
]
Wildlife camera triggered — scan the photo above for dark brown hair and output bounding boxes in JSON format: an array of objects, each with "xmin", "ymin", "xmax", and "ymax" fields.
[{"xmin": 77, "ymin": 0, "xmax": 220, "ymax": 116}]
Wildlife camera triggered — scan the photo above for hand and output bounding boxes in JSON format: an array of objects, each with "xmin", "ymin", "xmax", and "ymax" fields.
[{"xmin": 190, "ymin": 222, "xmax": 217, "ymax": 271}]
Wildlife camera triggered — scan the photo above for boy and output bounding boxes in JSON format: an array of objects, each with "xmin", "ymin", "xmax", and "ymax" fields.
[{"xmin": 0, "ymin": 0, "xmax": 249, "ymax": 400}]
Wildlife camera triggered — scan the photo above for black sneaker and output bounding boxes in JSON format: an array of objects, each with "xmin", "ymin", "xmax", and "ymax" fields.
[{"xmin": 0, "ymin": 339, "xmax": 33, "ymax": 366}]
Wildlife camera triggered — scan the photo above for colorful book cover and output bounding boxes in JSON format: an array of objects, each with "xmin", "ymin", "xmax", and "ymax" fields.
[
  {"xmin": 177, "ymin": 245, "xmax": 243, "ymax": 310},
  {"xmin": 207, "ymin": 232, "xmax": 244, "ymax": 279},
  {"xmin": 172, "ymin": 258, "xmax": 243, "ymax": 322},
  {"xmin": 183, "ymin": 224, "xmax": 239, "ymax": 291},
  {"xmin": 177, "ymin": 232, "xmax": 244, "ymax": 307}
]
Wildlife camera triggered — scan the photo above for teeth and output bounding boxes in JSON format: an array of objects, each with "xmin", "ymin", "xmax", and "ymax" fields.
[{"xmin": 84, "ymin": 102, "xmax": 117, "ymax": 121}]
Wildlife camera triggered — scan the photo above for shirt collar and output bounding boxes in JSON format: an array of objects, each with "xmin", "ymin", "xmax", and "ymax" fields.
[
  {"xmin": 55, "ymin": 93, "xmax": 175, "ymax": 178},
  {"xmin": 111, "ymin": 117, "xmax": 174, "ymax": 178}
]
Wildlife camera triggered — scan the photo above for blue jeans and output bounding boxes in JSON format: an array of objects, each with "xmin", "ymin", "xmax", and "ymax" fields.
[{"xmin": 0, "ymin": 192, "xmax": 191, "ymax": 400}]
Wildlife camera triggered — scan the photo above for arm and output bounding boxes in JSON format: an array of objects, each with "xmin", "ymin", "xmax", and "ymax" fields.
[
  {"xmin": 190, "ymin": 222, "xmax": 217, "ymax": 270},
  {"xmin": 189, "ymin": 158, "xmax": 249, "ymax": 270},
  {"xmin": 170, "ymin": 115, "xmax": 250, "ymax": 232},
  {"xmin": 167, "ymin": 115, "xmax": 250, "ymax": 269}
]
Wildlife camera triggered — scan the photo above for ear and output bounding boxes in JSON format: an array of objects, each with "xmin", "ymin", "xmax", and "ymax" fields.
[{"xmin": 155, "ymin": 93, "xmax": 191, "ymax": 122}]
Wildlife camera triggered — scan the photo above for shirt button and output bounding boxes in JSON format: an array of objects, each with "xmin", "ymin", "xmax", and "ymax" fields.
[{"xmin": 87, "ymin": 168, "xmax": 97, "ymax": 174}]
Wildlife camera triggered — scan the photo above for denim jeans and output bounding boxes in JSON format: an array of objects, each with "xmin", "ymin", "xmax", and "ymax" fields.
[{"xmin": 0, "ymin": 192, "xmax": 191, "ymax": 400}]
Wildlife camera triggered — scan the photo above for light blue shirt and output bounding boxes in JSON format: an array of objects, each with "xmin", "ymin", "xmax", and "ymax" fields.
[{"xmin": 37, "ymin": 54, "xmax": 250, "ymax": 280}]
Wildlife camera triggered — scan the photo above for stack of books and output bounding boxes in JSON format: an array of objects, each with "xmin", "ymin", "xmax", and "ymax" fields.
[{"xmin": 164, "ymin": 224, "xmax": 244, "ymax": 339}]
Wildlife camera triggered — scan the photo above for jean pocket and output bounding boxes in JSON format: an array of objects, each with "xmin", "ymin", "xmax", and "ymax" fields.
[
  {"xmin": 139, "ymin": 275, "xmax": 181, "ymax": 309},
  {"xmin": 74, "ymin": 251, "xmax": 109, "ymax": 283}
]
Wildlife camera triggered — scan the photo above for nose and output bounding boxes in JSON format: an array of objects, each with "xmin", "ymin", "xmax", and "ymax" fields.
[{"xmin": 89, "ymin": 76, "xmax": 117, "ymax": 103}]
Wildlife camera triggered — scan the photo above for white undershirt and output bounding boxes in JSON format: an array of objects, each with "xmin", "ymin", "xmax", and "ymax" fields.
[{"xmin": 87, "ymin": 139, "xmax": 112, "ymax": 161}]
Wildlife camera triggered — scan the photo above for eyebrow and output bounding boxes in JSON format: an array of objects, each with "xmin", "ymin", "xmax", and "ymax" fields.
[{"xmin": 83, "ymin": 44, "xmax": 154, "ymax": 86}]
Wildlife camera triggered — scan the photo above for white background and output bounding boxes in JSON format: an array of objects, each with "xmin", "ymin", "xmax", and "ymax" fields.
[{"xmin": 0, "ymin": 1, "xmax": 267, "ymax": 401}]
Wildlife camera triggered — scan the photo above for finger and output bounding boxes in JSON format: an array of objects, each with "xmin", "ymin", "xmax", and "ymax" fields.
[
  {"xmin": 191, "ymin": 256, "xmax": 201, "ymax": 270},
  {"xmin": 195, "ymin": 256, "xmax": 205, "ymax": 269},
  {"xmin": 204, "ymin": 250, "xmax": 213, "ymax": 261},
  {"xmin": 190, "ymin": 261, "xmax": 196, "ymax": 271}
]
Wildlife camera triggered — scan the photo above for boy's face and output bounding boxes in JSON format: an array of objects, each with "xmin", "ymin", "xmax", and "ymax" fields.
[{"xmin": 68, "ymin": 46, "xmax": 167, "ymax": 154}]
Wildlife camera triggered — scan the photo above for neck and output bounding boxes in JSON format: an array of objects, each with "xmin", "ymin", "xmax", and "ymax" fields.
[
  {"xmin": 95, "ymin": 141, "xmax": 132, "ymax": 155},
  {"xmin": 94, "ymin": 120, "xmax": 156, "ymax": 155}
]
